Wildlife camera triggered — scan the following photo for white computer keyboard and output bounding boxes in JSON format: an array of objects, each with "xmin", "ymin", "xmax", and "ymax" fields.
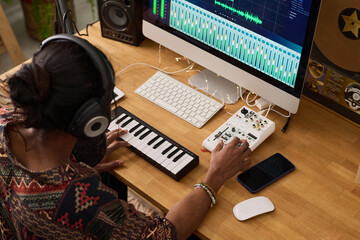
[{"xmin": 135, "ymin": 71, "xmax": 224, "ymax": 128}]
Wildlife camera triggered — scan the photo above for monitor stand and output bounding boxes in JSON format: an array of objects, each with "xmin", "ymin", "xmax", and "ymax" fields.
[{"xmin": 189, "ymin": 69, "xmax": 240, "ymax": 104}]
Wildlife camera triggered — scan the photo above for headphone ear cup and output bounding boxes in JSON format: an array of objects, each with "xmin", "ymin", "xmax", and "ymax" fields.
[{"xmin": 69, "ymin": 98, "xmax": 110, "ymax": 138}]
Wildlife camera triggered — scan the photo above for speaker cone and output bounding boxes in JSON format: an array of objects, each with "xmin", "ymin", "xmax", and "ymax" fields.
[{"xmin": 102, "ymin": 1, "xmax": 130, "ymax": 31}]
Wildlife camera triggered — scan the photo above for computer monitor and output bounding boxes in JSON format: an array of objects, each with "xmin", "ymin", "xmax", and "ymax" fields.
[{"xmin": 143, "ymin": 0, "xmax": 321, "ymax": 113}]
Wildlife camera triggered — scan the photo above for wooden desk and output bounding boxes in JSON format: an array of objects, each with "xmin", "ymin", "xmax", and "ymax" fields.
[{"xmin": 1, "ymin": 22, "xmax": 360, "ymax": 239}]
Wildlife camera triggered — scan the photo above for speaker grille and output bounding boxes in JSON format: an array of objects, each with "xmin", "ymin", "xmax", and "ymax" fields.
[
  {"xmin": 98, "ymin": 0, "xmax": 144, "ymax": 46},
  {"xmin": 102, "ymin": 2, "xmax": 129, "ymax": 31}
]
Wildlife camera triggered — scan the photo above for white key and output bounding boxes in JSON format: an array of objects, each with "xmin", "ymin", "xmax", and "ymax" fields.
[
  {"xmin": 171, "ymin": 154, "xmax": 194, "ymax": 174},
  {"xmin": 108, "ymin": 114, "xmax": 129, "ymax": 131},
  {"xmin": 142, "ymin": 136, "xmax": 162, "ymax": 155},
  {"xmin": 128, "ymin": 130, "xmax": 147, "ymax": 147},
  {"xmin": 160, "ymin": 147, "xmax": 181, "ymax": 168},
  {"xmin": 109, "ymin": 113, "xmax": 126, "ymax": 129},
  {"xmin": 166, "ymin": 151, "xmax": 185, "ymax": 171},
  {"xmin": 194, "ymin": 114, "xmax": 206, "ymax": 123},
  {"xmin": 117, "ymin": 116, "xmax": 132, "ymax": 127},
  {"xmin": 154, "ymin": 98, "xmax": 178, "ymax": 113},
  {"xmin": 121, "ymin": 120, "xmax": 139, "ymax": 141},
  {"xmin": 136, "ymin": 132, "xmax": 158, "ymax": 151},
  {"xmin": 157, "ymin": 145, "xmax": 177, "ymax": 165},
  {"xmin": 152, "ymin": 141, "xmax": 172, "ymax": 163},
  {"xmin": 145, "ymin": 137, "xmax": 164, "ymax": 157},
  {"xmin": 122, "ymin": 120, "xmax": 139, "ymax": 131}
]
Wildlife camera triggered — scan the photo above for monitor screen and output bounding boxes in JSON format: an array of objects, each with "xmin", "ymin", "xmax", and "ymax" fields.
[{"xmin": 143, "ymin": 0, "xmax": 321, "ymax": 113}]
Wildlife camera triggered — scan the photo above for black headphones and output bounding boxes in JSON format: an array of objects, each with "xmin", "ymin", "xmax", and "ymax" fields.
[{"xmin": 40, "ymin": 34, "xmax": 114, "ymax": 138}]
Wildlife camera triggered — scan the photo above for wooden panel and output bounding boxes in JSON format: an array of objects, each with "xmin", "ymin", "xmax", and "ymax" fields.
[{"xmin": 0, "ymin": 4, "xmax": 25, "ymax": 66}]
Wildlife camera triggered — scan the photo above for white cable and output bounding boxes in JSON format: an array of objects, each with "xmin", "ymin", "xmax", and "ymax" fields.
[
  {"xmin": 239, "ymin": 87, "xmax": 247, "ymax": 102},
  {"xmin": 270, "ymin": 107, "xmax": 291, "ymax": 118},
  {"xmin": 264, "ymin": 102, "xmax": 273, "ymax": 118},
  {"xmin": 115, "ymin": 62, "xmax": 194, "ymax": 78},
  {"xmin": 158, "ymin": 44, "xmax": 162, "ymax": 66},
  {"xmin": 258, "ymin": 103, "xmax": 291, "ymax": 119},
  {"xmin": 245, "ymin": 91, "xmax": 259, "ymax": 107}
]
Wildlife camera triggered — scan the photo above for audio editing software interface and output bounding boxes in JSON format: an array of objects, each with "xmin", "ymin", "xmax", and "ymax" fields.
[{"xmin": 146, "ymin": 0, "xmax": 313, "ymax": 91}]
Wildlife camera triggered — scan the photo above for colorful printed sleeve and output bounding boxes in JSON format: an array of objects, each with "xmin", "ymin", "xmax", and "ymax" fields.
[{"xmin": 54, "ymin": 174, "xmax": 177, "ymax": 240}]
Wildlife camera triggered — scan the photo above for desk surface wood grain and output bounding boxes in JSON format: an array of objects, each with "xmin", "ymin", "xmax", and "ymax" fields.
[{"xmin": 1, "ymin": 22, "xmax": 360, "ymax": 239}]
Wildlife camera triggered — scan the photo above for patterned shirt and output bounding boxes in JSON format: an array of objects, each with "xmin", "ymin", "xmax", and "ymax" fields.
[{"xmin": 0, "ymin": 108, "xmax": 176, "ymax": 240}]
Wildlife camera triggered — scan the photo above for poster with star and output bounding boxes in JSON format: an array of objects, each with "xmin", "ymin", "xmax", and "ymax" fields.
[{"xmin": 303, "ymin": 0, "xmax": 360, "ymax": 126}]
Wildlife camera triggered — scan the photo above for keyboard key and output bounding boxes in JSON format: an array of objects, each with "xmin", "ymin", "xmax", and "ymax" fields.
[{"xmin": 136, "ymin": 71, "xmax": 223, "ymax": 128}]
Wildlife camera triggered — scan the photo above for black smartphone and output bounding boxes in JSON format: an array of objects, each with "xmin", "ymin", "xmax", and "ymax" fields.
[{"xmin": 237, "ymin": 153, "xmax": 295, "ymax": 193}]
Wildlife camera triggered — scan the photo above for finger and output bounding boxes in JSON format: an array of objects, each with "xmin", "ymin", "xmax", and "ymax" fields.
[
  {"xmin": 213, "ymin": 140, "xmax": 224, "ymax": 152},
  {"xmin": 242, "ymin": 147, "xmax": 252, "ymax": 158},
  {"xmin": 107, "ymin": 129, "xmax": 128, "ymax": 143},
  {"xmin": 226, "ymin": 137, "xmax": 240, "ymax": 148},
  {"xmin": 242, "ymin": 157, "xmax": 251, "ymax": 167},
  {"xmin": 107, "ymin": 141, "xmax": 129, "ymax": 154},
  {"xmin": 236, "ymin": 139, "xmax": 249, "ymax": 152},
  {"xmin": 94, "ymin": 160, "xmax": 124, "ymax": 173},
  {"xmin": 106, "ymin": 128, "xmax": 122, "ymax": 137}
]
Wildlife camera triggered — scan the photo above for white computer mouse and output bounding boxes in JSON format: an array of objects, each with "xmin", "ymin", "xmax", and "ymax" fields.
[{"xmin": 233, "ymin": 196, "xmax": 275, "ymax": 221}]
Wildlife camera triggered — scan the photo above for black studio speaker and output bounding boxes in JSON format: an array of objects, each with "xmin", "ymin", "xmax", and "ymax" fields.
[{"xmin": 97, "ymin": 0, "xmax": 144, "ymax": 46}]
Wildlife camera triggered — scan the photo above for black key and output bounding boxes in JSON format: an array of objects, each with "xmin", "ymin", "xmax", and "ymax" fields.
[
  {"xmin": 129, "ymin": 123, "xmax": 142, "ymax": 133},
  {"xmin": 167, "ymin": 148, "xmax": 180, "ymax": 159},
  {"xmin": 153, "ymin": 139, "xmax": 165, "ymax": 149},
  {"xmin": 115, "ymin": 114, "xmax": 128, "ymax": 124},
  {"xmin": 139, "ymin": 129, "xmax": 152, "ymax": 140},
  {"xmin": 173, "ymin": 151, "xmax": 186, "ymax": 162},
  {"xmin": 121, "ymin": 118, "xmax": 132, "ymax": 128},
  {"xmin": 134, "ymin": 127, "xmax": 147, "ymax": 137},
  {"xmin": 162, "ymin": 145, "xmax": 174, "ymax": 155},
  {"xmin": 147, "ymin": 135, "xmax": 160, "ymax": 145}
]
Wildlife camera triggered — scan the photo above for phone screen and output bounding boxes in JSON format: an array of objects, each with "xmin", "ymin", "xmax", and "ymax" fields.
[{"xmin": 237, "ymin": 153, "xmax": 295, "ymax": 193}]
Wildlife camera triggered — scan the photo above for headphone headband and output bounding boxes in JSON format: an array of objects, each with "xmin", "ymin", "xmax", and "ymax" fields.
[
  {"xmin": 40, "ymin": 34, "xmax": 114, "ymax": 104},
  {"xmin": 40, "ymin": 34, "xmax": 114, "ymax": 138}
]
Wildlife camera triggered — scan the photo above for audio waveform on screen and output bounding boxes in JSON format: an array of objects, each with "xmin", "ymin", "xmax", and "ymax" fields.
[
  {"xmin": 169, "ymin": 0, "xmax": 301, "ymax": 87},
  {"xmin": 214, "ymin": 0, "xmax": 263, "ymax": 25}
]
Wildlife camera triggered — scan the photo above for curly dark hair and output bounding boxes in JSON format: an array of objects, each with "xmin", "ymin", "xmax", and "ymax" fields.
[{"xmin": 7, "ymin": 40, "xmax": 111, "ymax": 132}]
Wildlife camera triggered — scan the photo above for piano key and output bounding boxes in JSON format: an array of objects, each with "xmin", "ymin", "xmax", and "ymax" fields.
[
  {"xmin": 128, "ymin": 135, "xmax": 144, "ymax": 147},
  {"xmin": 136, "ymin": 132, "xmax": 158, "ymax": 151},
  {"xmin": 109, "ymin": 114, "xmax": 130, "ymax": 131},
  {"xmin": 167, "ymin": 148, "xmax": 181, "ymax": 159},
  {"xmin": 173, "ymin": 151, "xmax": 186, "ymax": 162},
  {"xmin": 147, "ymin": 135, "xmax": 160, "ymax": 146},
  {"xmin": 161, "ymin": 150, "xmax": 183, "ymax": 168},
  {"xmin": 171, "ymin": 154, "xmax": 195, "ymax": 174},
  {"xmin": 152, "ymin": 141, "xmax": 172, "ymax": 163},
  {"xmin": 115, "ymin": 113, "xmax": 127, "ymax": 124},
  {"xmin": 123, "ymin": 120, "xmax": 139, "ymax": 130},
  {"xmin": 153, "ymin": 139, "xmax": 166, "ymax": 149},
  {"xmin": 108, "ymin": 113, "xmax": 127, "ymax": 130},
  {"xmin": 139, "ymin": 129, "xmax": 152, "ymax": 140},
  {"xmin": 145, "ymin": 137, "xmax": 164, "ymax": 157},
  {"xmin": 162, "ymin": 145, "xmax": 174, "ymax": 155},
  {"xmin": 167, "ymin": 152, "xmax": 188, "ymax": 171},
  {"xmin": 121, "ymin": 118, "xmax": 133, "ymax": 128},
  {"xmin": 157, "ymin": 145, "xmax": 178, "ymax": 165},
  {"xmin": 142, "ymin": 137, "xmax": 162, "ymax": 155},
  {"xmin": 129, "ymin": 123, "xmax": 142, "ymax": 133},
  {"xmin": 120, "ymin": 120, "xmax": 139, "ymax": 141},
  {"xmin": 134, "ymin": 126, "xmax": 147, "ymax": 137}
]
